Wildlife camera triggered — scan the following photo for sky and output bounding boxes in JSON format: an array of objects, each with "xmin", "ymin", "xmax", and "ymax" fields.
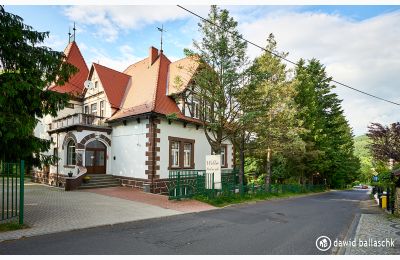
[{"xmin": 5, "ymin": 4, "xmax": 400, "ymax": 136}]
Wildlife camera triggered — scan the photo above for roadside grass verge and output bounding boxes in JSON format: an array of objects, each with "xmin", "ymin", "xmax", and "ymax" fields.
[
  {"xmin": 194, "ymin": 190, "xmax": 325, "ymax": 207},
  {"xmin": 0, "ymin": 221, "xmax": 29, "ymax": 233}
]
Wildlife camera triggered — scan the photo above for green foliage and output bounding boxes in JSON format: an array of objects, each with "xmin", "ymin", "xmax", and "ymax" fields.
[
  {"xmin": 186, "ymin": 5, "xmax": 248, "ymax": 153},
  {"xmin": 0, "ymin": 221, "xmax": 28, "ymax": 232},
  {"xmin": 194, "ymin": 184, "xmax": 325, "ymax": 207},
  {"xmin": 294, "ymin": 59, "xmax": 360, "ymax": 188},
  {"xmin": 353, "ymin": 135, "xmax": 374, "ymax": 184},
  {"xmin": 0, "ymin": 6, "xmax": 77, "ymax": 166}
]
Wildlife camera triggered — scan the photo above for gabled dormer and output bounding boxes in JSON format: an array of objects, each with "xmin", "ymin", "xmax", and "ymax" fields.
[{"xmin": 84, "ymin": 63, "xmax": 131, "ymax": 119}]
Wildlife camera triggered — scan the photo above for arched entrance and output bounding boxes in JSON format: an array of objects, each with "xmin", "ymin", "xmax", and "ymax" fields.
[{"xmin": 85, "ymin": 140, "xmax": 106, "ymax": 174}]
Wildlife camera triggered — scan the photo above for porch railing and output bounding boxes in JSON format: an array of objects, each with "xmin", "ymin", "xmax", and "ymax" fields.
[{"xmin": 48, "ymin": 113, "xmax": 107, "ymax": 131}]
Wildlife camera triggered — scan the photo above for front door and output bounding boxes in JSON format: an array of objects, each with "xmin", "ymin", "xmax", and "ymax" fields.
[{"xmin": 85, "ymin": 140, "xmax": 106, "ymax": 174}]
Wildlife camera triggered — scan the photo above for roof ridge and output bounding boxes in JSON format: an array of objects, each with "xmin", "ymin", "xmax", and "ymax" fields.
[
  {"xmin": 123, "ymin": 57, "xmax": 147, "ymax": 73},
  {"xmin": 69, "ymin": 41, "xmax": 88, "ymax": 71},
  {"xmin": 93, "ymin": 62, "xmax": 130, "ymax": 77}
]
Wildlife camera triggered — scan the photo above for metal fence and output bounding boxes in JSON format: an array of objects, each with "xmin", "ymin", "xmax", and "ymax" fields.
[
  {"xmin": 1, "ymin": 160, "xmax": 24, "ymax": 224},
  {"xmin": 168, "ymin": 168, "xmax": 326, "ymax": 200},
  {"xmin": 168, "ymin": 169, "xmax": 238, "ymax": 200}
]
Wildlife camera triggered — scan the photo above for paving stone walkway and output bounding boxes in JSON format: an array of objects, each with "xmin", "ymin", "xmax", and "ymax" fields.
[
  {"xmin": 345, "ymin": 203, "xmax": 400, "ymax": 254},
  {"xmin": 86, "ymin": 186, "xmax": 216, "ymax": 213},
  {"xmin": 0, "ymin": 183, "xmax": 183, "ymax": 242}
]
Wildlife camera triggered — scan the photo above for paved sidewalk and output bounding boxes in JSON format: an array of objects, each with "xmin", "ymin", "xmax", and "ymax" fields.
[
  {"xmin": 345, "ymin": 201, "xmax": 400, "ymax": 254},
  {"xmin": 86, "ymin": 187, "xmax": 216, "ymax": 213},
  {"xmin": 0, "ymin": 183, "xmax": 181, "ymax": 242}
]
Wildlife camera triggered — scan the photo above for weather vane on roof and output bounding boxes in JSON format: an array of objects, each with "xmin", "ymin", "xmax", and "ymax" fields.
[
  {"xmin": 157, "ymin": 25, "xmax": 166, "ymax": 52},
  {"xmin": 68, "ymin": 22, "xmax": 76, "ymax": 43}
]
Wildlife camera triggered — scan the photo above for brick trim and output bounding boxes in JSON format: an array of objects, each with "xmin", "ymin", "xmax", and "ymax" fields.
[
  {"xmin": 62, "ymin": 132, "xmax": 78, "ymax": 150},
  {"xmin": 145, "ymin": 117, "xmax": 161, "ymax": 192},
  {"xmin": 78, "ymin": 133, "xmax": 111, "ymax": 149}
]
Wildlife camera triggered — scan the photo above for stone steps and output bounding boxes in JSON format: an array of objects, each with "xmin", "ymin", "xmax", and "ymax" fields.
[{"xmin": 79, "ymin": 174, "xmax": 120, "ymax": 190}]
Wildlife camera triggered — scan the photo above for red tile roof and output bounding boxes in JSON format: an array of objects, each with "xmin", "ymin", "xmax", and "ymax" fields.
[
  {"xmin": 49, "ymin": 41, "xmax": 88, "ymax": 96},
  {"xmin": 108, "ymin": 47, "xmax": 201, "ymax": 124},
  {"xmin": 90, "ymin": 63, "xmax": 131, "ymax": 109}
]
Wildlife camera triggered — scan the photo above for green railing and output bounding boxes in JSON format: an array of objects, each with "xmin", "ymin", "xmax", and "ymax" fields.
[
  {"xmin": 1, "ymin": 160, "xmax": 25, "ymax": 224},
  {"xmin": 168, "ymin": 169, "xmax": 239, "ymax": 200},
  {"xmin": 168, "ymin": 168, "xmax": 326, "ymax": 200}
]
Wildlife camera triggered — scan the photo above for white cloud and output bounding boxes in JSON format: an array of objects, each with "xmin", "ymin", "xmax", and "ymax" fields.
[
  {"xmin": 239, "ymin": 10, "xmax": 400, "ymax": 135},
  {"xmin": 87, "ymin": 44, "xmax": 144, "ymax": 72},
  {"xmin": 64, "ymin": 5, "xmax": 193, "ymax": 42}
]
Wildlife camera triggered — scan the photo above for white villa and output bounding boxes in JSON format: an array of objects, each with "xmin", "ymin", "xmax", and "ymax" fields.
[{"xmin": 33, "ymin": 39, "xmax": 234, "ymax": 194}]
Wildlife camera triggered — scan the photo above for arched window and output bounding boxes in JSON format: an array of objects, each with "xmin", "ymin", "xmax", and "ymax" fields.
[{"xmin": 67, "ymin": 140, "xmax": 76, "ymax": 165}]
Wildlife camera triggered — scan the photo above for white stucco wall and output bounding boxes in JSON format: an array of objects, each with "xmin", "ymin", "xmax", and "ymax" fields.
[
  {"xmin": 110, "ymin": 119, "xmax": 148, "ymax": 179},
  {"xmin": 157, "ymin": 118, "xmax": 233, "ymax": 179}
]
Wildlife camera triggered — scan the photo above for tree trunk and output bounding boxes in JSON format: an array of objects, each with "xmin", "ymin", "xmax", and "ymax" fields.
[
  {"xmin": 239, "ymin": 134, "xmax": 245, "ymax": 194},
  {"xmin": 265, "ymin": 148, "xmax": 271, "ymax": 188}
]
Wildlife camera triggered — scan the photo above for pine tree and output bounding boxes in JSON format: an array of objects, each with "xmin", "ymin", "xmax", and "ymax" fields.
[{"xmin": 0, "ymin": 6, "xmax": 77, "ymax": 166}]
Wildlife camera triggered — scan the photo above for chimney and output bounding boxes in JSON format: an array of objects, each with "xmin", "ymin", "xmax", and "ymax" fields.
[{"xmin": 149, "ymin": 46, "xmax": 159, "ymax": 65}]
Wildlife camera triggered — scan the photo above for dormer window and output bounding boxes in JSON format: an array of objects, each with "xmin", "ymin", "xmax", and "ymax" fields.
[{"xmin": 91, "ymin": 103, "xmax": 97, "ymax": 116}]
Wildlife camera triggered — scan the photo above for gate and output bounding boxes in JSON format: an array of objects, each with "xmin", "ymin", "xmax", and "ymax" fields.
[{"xmin": 1, "ymin": 160, "xmax": 24, "ymax": 224}]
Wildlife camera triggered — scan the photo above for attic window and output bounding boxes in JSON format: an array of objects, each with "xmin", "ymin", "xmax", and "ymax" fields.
[{"xmin": 94, "ymin": 81, "xmax": 98, "ymax": 88}]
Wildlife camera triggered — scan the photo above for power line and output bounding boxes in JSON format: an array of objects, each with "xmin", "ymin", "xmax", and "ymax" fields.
[{"xmin": 177, "ymin": 5, "xmax": 400, "ymax": 107}]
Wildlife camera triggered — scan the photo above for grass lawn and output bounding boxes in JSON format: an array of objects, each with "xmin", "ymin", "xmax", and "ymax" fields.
[
  {"xmin": 0, "ymin": 221, "xmax": 29, "ymax": 233},
  {"xmin": 194, "ymin": 190, "xmax": 325, "ymax": 207}
]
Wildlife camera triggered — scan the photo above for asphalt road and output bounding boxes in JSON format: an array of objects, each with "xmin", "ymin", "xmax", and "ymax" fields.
[{"xmin": 0, "ymin": 189, "xmax": 369, "ymax": 255}]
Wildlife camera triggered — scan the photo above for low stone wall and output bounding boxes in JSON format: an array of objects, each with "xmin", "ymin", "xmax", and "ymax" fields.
[
  {"xmin": 395, "ymin": 188, "xmax": 400, "ymax": 215},
  {"xmin": 31, "ymin": 170, "xmax": 66, "ymax": 188},
  {"xmin": 113, "ymin": 175, "xmax": 169, "ymax": 195}
]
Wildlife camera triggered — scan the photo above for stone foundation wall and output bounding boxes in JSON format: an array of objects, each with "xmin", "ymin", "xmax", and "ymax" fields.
[
  {"xmin": 113, "ymin": 175, "xmax": 169, "ymax": 195},
  {"xmin": 31, "ymin": 170, "xmax": 66, "ymax": 188}
]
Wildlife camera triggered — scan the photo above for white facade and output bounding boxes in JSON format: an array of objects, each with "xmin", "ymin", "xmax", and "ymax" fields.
[
  {"xmin": 158, "ymin": 118, "xmax": 233, "ymax": 179},
  {"xmin": 110, "ymin": 119, "xmax": 149, "ymax": 179}
]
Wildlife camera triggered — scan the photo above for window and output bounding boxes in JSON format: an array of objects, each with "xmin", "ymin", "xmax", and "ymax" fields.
[
  {"xmin": 183, "ymin": 143, "xmax": 192, "ymax": 167},
  {"xmin": 66, "ymin": 140, "xmax": 76, "ymax": 165},
  {"xmin": 211, "ymin": 144, "xmax": 228, "ymax": 168},
  {"xmin": 94, "ymin": 81, "xmax": 98, "ymax": 88},
  {"xmin": 66, "ymin": 103, "xmax": 74, "ymax": 109},
  {"xmin": 171, "ymin": 141, "xmax": 180, "ymax": 167},
  {"xmin": 84, "ymin": 105, "xmax": 89, "ymax": 114},
  {"xmin": 53, "ymin": 147, "xmax": 58, "ymax": 165},
  {"xmin": 193, "ymin": 101, "xmax": 199, "ymax": 119},
  {"xmin": 169, "ymin": 137, "xmax": 195, "ymax": 169},
  {"xmin": 91, "ymin": 103, "xmax": 97, "ymax": 116},
  {"xmin": 221, "ymin": 145, "xmax": 227, "ymax": 168},
  {"xmin": 100, "ymin": 101, "xmax": 104, "ymax": 117}
]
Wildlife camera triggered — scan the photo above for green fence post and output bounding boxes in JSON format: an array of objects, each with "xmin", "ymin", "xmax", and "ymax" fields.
[
  {"xmin": 19, "ymin": 160, "xmax": 24, "ymax": 225},
  {"xmin": 177, "ymin": 171, "xmax": 181, "ymax": 201}
]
